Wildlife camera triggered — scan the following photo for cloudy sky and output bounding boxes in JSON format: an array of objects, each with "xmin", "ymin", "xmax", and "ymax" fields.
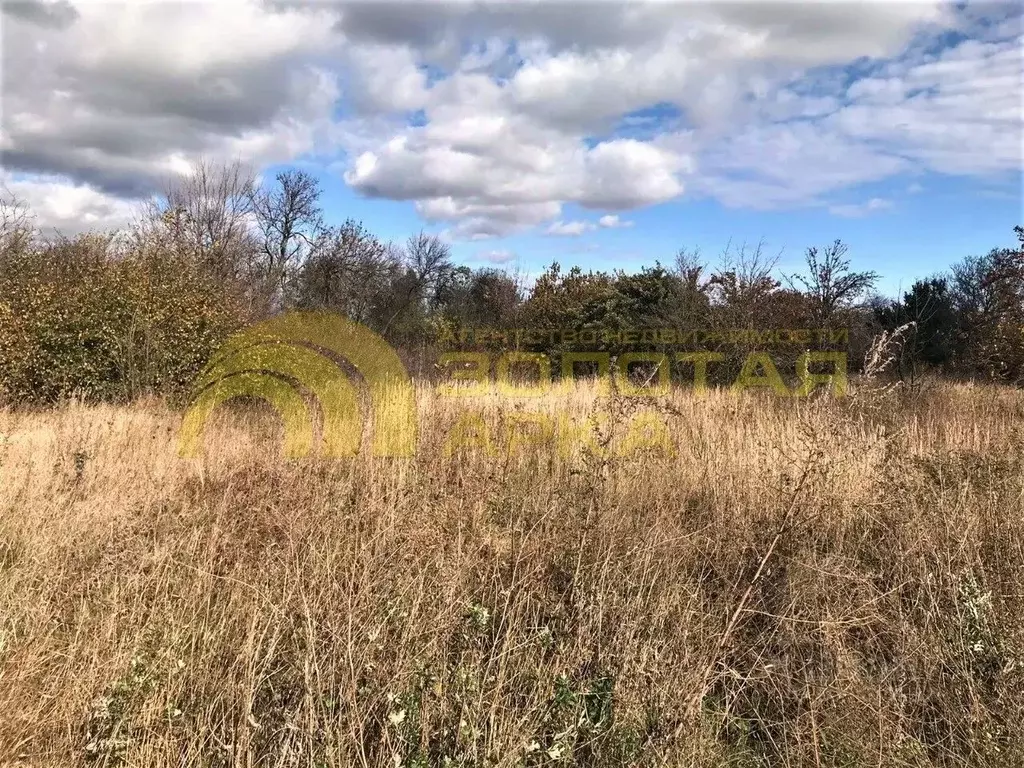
[{"xmin": 1, "ymin": 0, "xmax": 1021, "ymax": 291}]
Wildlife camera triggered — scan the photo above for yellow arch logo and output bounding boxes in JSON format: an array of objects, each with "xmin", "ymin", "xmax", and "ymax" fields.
[{"xmin": 178, "ymin": 312, "xmax": 417, "ymax": 458}]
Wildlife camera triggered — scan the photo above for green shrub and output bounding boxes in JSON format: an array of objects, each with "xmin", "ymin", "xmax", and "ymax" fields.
[{"xmin": 0, "ymin": 234, "xmax": 246, "ymax": 404}]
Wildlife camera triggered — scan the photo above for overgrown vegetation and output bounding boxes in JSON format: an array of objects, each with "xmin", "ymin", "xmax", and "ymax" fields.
[
  {"xmin": 0, "ymin": 232, "xmax": 243, "ymax": 403},
  {"xmin": 1, "ymin": 161, "xmax": 1021, "ymax": 404},
  {"xmin": 0, "ymin": 383, "xmax": 1022, "ymax": 766},
  {"xmin": 0, "ymin": 158, "xmax": 1021, "ymax": 764}
]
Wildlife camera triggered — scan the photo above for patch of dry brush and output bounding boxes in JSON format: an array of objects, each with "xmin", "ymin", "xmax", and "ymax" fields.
[{"xmin": 0, "ymin": 382, "xmax": 1022, "ymax": 767}]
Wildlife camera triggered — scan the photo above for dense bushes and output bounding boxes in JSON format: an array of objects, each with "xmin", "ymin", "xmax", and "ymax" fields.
[
  {"xmin": 873, "ymin": 226, "xmax": 1024, "ymax": 384},
  {"xmin": 0, "ymin": 234, "xmax": 245, "ymax": 404},
  {"xmin": 0, "ymin": 160, "xmax": 1020, "ymax": 405}
]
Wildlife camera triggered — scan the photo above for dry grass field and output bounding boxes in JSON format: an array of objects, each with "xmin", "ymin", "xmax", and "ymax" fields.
[{"xmin": 1, "ymin": 382, "xmax": 1022, "ymax": 767}]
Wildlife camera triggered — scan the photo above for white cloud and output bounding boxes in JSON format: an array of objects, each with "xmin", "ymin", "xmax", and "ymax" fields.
[
  {"xmin": 345, "ymin": 43, "xmax": 430, "ymax": 113},
  {"xmin": 1, "ymin": 172, "xmax": 137, "ymax": 235},
  {"xmin": 337, "ymin": 2, "xmax": 1014, "ymax": 231},
  {"xmin": 828, "ymin": 197, "xmax": 894, "ymax": 218},
  {"xmin": 829, "ymin": 36, "xmax": 1023, "ymax": 176},
  {"xmin": 1, "ymin": 0, "xmax": 344, "ymax": 224},
  {"xmin": 691, "ymin": 120, "xmax": 910, "ymax": 209},
  {"xmin": 474, "ymin": 248, "xmax": 516, "ymax": 265},
  {"xmin": 422, "ymin": 198, "xmax": 562, "ymax": 239},
  {"xmin": 1, "ymin": 1, "xmax": 1019, "ymax": 237},
  {"xmin": 598, "ymin": 214, "xmax": 633, "ymax": 228},
  {"xmin": 546, "ymin": 220, "xmax": 595, "ymax": 237},
  {"xmin": 341, "ymin": 90, "xmax": 691, "ymax": 238},
  {"xmin": 542, "ymin": 214, "xmax": 633, "ymax": 236}
]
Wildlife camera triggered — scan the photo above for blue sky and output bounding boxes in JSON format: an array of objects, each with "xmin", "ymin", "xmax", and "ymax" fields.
[{"xmin": 2, "ymin": 1, "xmax": 1021, "ymax": 297}]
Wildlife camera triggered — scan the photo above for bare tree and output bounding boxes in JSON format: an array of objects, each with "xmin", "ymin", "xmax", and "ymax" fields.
[
  {"xmin": 674, "ymin": 245, "xmax": 708, "ymax": 292},
  {"xmin": 671, "ymin": 246, "xmax": 714, "ymax": 327},
  {"xmin": 250, "ymin": 169, "xmax": 324, "ymax": 306},
  {"xmin": 379, "ymin": 232, "xmax": 453, "ymax": 334},
  {"xmin": 145, "ymin": 158, "xmax": 258, "ymax": 283},
  {"xmin": 405, "ymin": 231, "xmax": 454, "ymax": 303},
  {"xmin": 790, "ymin": 240, "xmax": 878, "ymax": 326},
  {"xmin": 707, "ymin": 239, "xmax": 782, "ymax": 328},
  {"xmin": 297, "ymin": 219, "xmax": 394, "ymax": 322},
  {"xmin": 951, "ymin": 227, "xmax": 1024, "ymax": 381},
  {"xmin": 0, "ymin": 187, "xmax": 34, "ymax": 258}
]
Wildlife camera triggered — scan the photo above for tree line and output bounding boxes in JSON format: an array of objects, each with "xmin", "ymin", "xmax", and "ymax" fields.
[{"xmin": 0, "ymin": 159, "xmax": 1021, "ymax": 403}]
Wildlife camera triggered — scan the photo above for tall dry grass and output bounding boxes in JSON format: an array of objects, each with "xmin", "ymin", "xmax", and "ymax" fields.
[{"xmin": 0, "ymin": 382, "xmax": 1022, "ymax": 767}]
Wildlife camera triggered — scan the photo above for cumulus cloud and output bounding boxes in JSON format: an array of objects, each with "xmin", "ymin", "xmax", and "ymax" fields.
[
  {"xmin": 1, "ymin": 0, "xmax": 343, "ymax": 225},
  {"xmin": 421, "ymin": 198, "xmax": 563, "ymax": 239},
  {"xmin": 335, "ymin": 1, "xmax": 1017, "ymax": 235},
  {"xmin": 0, "ymin": 1, "xmax": 1019, "ymax": 235},
  {"xmin": 1, "ymin": 172, "xmax": 137, "ymax": 235}
]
